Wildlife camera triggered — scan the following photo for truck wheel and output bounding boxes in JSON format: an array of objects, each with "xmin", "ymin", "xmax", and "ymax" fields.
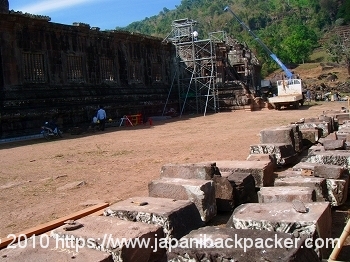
[
  {"xmin": 293, "ymin": 101, "xmax": 299, "ymax": 109},
  {"xmin": 275, "ymin": 105, "xmax": 281, "ymax": 110}
]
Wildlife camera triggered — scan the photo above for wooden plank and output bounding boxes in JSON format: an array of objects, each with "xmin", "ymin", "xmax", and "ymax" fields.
[{"xmin": 0, "ymin": 202, "xmax": 109, "ymax": 249}]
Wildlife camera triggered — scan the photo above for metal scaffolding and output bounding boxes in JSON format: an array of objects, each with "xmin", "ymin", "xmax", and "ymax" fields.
[{"xmin": 163, "ymin": 19, "xmax": 222, "ymax": 116}]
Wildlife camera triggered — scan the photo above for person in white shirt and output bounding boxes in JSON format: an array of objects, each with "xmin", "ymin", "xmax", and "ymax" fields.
[{"xmin": 96, "ymin": 105, "xmax": 106, "ymax": 131}]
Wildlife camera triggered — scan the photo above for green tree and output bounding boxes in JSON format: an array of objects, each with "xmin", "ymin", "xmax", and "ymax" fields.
[
  {"xmin": 324, "ymin": 35, "xmax": 350, "ymax": 75},
  {"xmin": 337, "ymin": 0, "xmax": 350, "ymax": 23},
  {"xmin": 279, "ymin": 24, "xmax": 318, "ymax": 64}
]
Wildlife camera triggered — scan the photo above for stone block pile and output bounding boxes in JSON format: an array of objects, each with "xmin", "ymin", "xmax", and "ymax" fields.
[{"xmin": 1, "ymin": 109, "xmax": 349, "ymax": 261}]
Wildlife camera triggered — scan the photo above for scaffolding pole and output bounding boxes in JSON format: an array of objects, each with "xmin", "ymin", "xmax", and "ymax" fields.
[{"xmin": 163, "ymin": 19, "xmax": 221, "ymax": 116}]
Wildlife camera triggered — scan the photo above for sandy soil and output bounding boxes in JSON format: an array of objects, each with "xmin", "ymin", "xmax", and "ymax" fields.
[{"xmin": 0, "ymin": 101, "xmax": 349, "ymax": 258}]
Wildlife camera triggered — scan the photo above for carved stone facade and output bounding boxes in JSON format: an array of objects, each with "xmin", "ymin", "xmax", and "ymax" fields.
[
  {"xmin": 0, "ymin": 12, "xmax": 176, "ymax": 138},
  {"xmin": 0, "ymin": 0, "xmax": 9, "ymax": 14}
]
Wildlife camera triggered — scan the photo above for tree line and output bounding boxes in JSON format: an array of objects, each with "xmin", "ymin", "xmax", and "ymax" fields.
[{"xmin": 118, "ymin": 0, "xmax": 350, "ymax": 77}]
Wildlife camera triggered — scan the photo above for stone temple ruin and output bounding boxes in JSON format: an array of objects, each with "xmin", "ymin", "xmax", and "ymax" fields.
[
  {"xmin": 0, "ymin": 1, "xmax": 261, "ymax": 139},
  {"xmin": 1, "ymin": 106, "xmax": 350, "ymax": 260}
]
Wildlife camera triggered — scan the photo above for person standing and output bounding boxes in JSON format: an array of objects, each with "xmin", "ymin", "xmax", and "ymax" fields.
[{"xmin": 96, "ymin": 105, "xmax": 106, "ymax": 131}]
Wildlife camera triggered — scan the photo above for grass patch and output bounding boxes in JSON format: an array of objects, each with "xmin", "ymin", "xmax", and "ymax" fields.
[{"xmin": 111, "ymin": 150, "xmax": 133, "ymax": 156}]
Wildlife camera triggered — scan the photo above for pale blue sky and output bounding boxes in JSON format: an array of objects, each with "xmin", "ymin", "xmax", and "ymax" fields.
[{"xmin": 10, "ymin": 0, "xmax": 181, "ymax": 30}]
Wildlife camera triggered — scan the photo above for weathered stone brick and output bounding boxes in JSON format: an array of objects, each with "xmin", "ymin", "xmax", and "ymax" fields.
[
  {"xmin": 51, "ymin": 216, "xmax": 165, "ymax": 262},
  {"xmin": 215, "ymin": 160, "xmax": 275, "ymax": 187},
  {"xmin": 148, "ymin": 177, "xmax": 216, "ymax": 223},
  {"xmin": 298, "ymin": 121, "xmax": 332, "ymax": 137},
  {"xmin": 326, "ymin": 175, "xmax": 349, "ymax": 207},
  {"xmin": 227, "ymin": 202, "xmax": 331, "ymax": 259},
  {"xmin": 225, "ymin": 172, "xmax": 257, "ymax": 206},
  {"xmin": 160, "ymin": 162, "xmax": 219, "ymax": 180},
  {"xmin": 274, "ymin": 176, "xmax": 327, "ymax": 202},
  {"xmin": 104, "ymin": 196, "xmax": 203, "ymax": 239},
  {"xmin": 259, "ymin": 125, "xmax": 302, "ymax": 153},
  {"xmin": 300, "ymin": 128, "xmax": 322, "ymax": 145},
  {"xmin": 304, "ymin": 151, "xmax": 350, "ymax": 169},
  {"xmin": 258, "ymin": 186, "xmax": 316, "ymax": 203},
  {"xmin": 293, "ymin": 162, "xmax": 346, "ymax": 179},
  {"xmin": 322, "ymin": 139, "xmax": 345, "ymax": 150},
  {"xmin": 212, "ymin": 175, "xmax": 235, "ymax": 212},
  {"xmin": 250, "ymin": 143, "xmax": 298, "ymax": 166},
  {"xmin": 307, "ymin": 144, "xmax": 325, "ymax": 155},
  {"xmin": 167, "ymin": 227, "xmax": 319, "ymax": 262}
]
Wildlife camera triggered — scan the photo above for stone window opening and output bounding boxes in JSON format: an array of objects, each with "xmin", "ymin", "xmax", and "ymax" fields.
[
  {"xmin": 22, "ymin": 52, "xmax": 46, "ymax": 83},
  {"xmin": 100, "ymin": 58, "xmax": 116, "ymax": 82},
  {"xmin": 129, "ymin": 62, "xmax": 142, "ymax": 84},
  {"xmin": 67, "ymin": 55, "xmax": 84, "ymax": 82},
  {"xmin": 152, "ymin": 63, "xmax": 162, "ymax": 82}
]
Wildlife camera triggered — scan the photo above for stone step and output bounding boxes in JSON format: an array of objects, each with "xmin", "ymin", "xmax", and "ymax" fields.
[
  {"xmin": 104, "ymin": 196, "xmax": 203, "ymax": 239},
  {"xmin": 167, "ymin": 226, "xmax": 319, "ymax": 262},
  {"xmin": 258, "ymin": 186, "xmax": 316, "ymax": 203},
  {"xmin": 148, "ymin": 177, "xmax": 216, "ymax": 223},
  {"xmin": 51, "ymin": 216, "xmax": 165, "ymax": 262}
]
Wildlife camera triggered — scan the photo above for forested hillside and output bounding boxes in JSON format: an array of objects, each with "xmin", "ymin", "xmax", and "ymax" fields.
[{"xmin": 119, "ymin": 0, "xmax": 350, "ymax": 77}]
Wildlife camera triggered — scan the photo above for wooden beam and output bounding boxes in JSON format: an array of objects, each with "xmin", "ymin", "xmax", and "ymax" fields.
[{"xmin": 0, "ymin": 202, "xmax": 109, "ymax": 249}]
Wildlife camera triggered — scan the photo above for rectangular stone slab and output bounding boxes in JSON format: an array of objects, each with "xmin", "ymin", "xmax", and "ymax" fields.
[
  {"xmin": 226, "ymin": 202, "xmax": 331, "ymax": 258},
  {"xmin": 166, "ymin": 226, "xmax": 319, "ymax": 262},
  {"xmin": 51, "ymin": 216, "xmax": 164, "ymax": 262},
  {"xmin": 304, "ymin": 151, "xmax": 350, "ymax": 169},
  {"xmin": 148, "ymin": 177, "xmax": 217, "ymax": 223},
  {"xmin": 274, "ymin": 176, "xmax": 327, "ymax": 202},
  {"xmin": 258, "ymin": 186, "xmax": 316, "ymax": 203},
  {"xmin": 322, "ymin": 139, "xmax": 345, "ymax": 150},
  {"xmin": 215, "ymin": 160, "xmax": 275, "ymax": 187},
  {"xmin": 259, "ymin": 125, "xmax": 302, "ymax": 153},
  {"xmin": 104, "ymin": 196, "xmax": 203, "ymax": 239},
  {"xmin": 0, "ymin": 235, "xmax": 113, "ymax": 262},
  {"xmin": 250, "ymin": 143, "xmax": 298, "ymax": 166},
  {"xmin": 293, "ymin": 162, "xmax": 346, "ymax": 179},
  {"xmin": 298, "ymin": 121, "xmax": 332, "ymax": 137},
  {"xmin": 160, "ymin": 162, "xmax": 219, "ymax": 180},
  {"xmin": 276, "ymin": 169, "xmax": 303, "ymax": 178}
]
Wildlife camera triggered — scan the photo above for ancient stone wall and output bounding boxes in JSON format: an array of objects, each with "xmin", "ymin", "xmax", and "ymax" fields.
[{"xmin": 0, "ymin": 13, "xmax": 175, "ymax": 138}]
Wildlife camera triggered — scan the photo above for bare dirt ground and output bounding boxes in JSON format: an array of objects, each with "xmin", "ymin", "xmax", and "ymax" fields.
[{"xmin": 1, "ymin": 101, "xmax": 350, "ymax": 259}]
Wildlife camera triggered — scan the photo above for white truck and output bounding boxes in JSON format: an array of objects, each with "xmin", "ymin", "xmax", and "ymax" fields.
[
  {"xmin": 268, "ymin": 78, "xmax": 305, "ymax": 110},
  {"xmin": 224, "ymin": 7, "xmax": 305, "ymax": 110}
]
